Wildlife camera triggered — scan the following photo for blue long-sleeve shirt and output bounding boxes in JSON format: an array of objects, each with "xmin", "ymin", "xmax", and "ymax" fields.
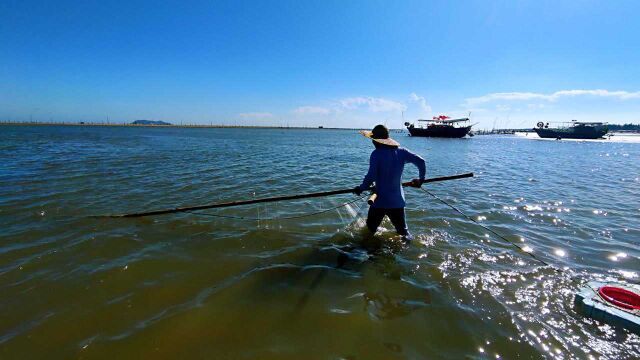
[{"xmin": 358, "ymin": 147, "xmax": 426, "ymax": 208}]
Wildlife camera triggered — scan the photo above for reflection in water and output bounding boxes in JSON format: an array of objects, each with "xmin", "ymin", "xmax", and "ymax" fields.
[
  {"xmin": 363, "ymin": 291, "xmax": 431, "ymax": 321},
  {"xmin": 293, "ymin": 223, "xmax": 415, "ymax": 314}
]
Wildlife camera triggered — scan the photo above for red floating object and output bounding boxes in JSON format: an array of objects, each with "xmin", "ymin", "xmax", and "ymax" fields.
[{"xmin": 598, "ymin": 286, "xmax": 640, "ymax": 310}]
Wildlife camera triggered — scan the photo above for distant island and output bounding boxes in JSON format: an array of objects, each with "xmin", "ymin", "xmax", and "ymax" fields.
[
  {"xmin": 609, "ymin": 123, "xmax": 640, "ymax": 131},
  {"xmin": 132, "ymin": 120, "xmax": 172, "ymax": 125},
  {"xmin": 0, "ymin": 120, "xmax": 363, "ymax": 130}
]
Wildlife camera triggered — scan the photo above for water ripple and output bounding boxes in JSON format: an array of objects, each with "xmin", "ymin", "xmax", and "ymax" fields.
[{"xmin": 1, "ymin": 126, "xmax": 639, "ymax": 358}]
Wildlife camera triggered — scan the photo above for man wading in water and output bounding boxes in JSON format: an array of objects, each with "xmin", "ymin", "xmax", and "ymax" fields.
[{"xmin": 354, "ymin": 125, "xmax": 426, "ymax": 241}]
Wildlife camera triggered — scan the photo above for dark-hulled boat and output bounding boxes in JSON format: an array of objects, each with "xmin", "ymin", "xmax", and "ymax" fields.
[
  {"xmin": 534, "ymin": 120, "xmax": 609, "ymax": 139},
  {"xmin": 405, "ymin": 116, "xmax": 472, "ymax": 138}
]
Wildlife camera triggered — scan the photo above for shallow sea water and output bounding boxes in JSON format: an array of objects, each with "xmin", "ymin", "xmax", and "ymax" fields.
[{"xmin": 1, "ymin": 125, "xmax": 639, "ymax": 359}]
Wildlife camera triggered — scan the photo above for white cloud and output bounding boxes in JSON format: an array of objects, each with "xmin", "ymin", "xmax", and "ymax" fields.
[
  {"xmin": 464, "ymin": 108, "xmax": 488, "ymax": 113},
  {"xmin": 466, "ymin": 92, "xmax": 548, "ymax": 104},
  {"xmin": 496, "ymin": 104, "xmax": 511, "ymax": 112},
  {"xmin": 465, "ymin": 89, "xmax": 640, "ymax": 105},
  {"xmin": 238, "ymin": 112, "xmax": 273, "ymax": 119},
  {"xmin": 409, "ymin": 93, "xmax": 432, "ymax": 115},
  {"xmin": 292, "ymin": 106, "xmax": 331, "ymax": 115},
  {"xmin": 288, "ymin": 94, "xmax": 429, "ymax": 128},
  {"xmin": 339, "ymin": 97, "xmax": 406, "ymax": 112},
  {"xmin": 552, "ymin": 89, "xmax": 640, "ymax": 100}
]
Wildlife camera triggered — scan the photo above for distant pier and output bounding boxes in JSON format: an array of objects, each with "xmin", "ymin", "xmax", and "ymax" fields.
[{"xmin": 473, "ymin": 128, "xmax": 533, "ymax": 135}]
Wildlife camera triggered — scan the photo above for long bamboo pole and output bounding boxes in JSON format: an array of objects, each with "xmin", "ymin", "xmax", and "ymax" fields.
[{"xmin": 97, "ymin": 173, "xmax": 473, "ymax": 218}]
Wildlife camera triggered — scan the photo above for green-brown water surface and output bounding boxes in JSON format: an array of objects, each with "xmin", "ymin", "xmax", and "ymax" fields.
[{"xmin": 1, "ymin": 125, "xmax": 639, "ymax": 359}]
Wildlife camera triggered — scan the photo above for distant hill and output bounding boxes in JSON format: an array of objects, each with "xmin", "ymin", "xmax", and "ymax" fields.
[
  {"xmin": 132, "ymin": 120, "xmax": 172, "ymax": 126},
  {"xmin": 609, "ymin": 123, "xmax": 640, "ymax": 131}
]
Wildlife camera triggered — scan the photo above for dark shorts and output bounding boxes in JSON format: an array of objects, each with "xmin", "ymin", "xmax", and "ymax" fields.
[{"xmin": 366, "ymin": 207, "xmax": 408, "ymax": 235}]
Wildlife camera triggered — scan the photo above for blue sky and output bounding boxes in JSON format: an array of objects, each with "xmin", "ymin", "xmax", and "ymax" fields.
[{"xmin": 1, "ymin": 0, "xmax": 639, "ymax": 129}]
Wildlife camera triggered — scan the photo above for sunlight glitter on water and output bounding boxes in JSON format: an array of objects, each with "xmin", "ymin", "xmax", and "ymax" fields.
[
  {"xmin": 524, "ymin": 205, "xmax": 543, "ymax": 211},
  {"xmin": 608, "ymin": 252, "xmax": 628, "ymax": 261}
]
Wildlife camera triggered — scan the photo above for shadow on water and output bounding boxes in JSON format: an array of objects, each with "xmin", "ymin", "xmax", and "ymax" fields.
[
  {"xmin": 291, "ymin": 229, "xmax": 418, "ymax": 314},
  {"xmin": 217, "ymin": 212, "xmax": 435, "ymax": 327}
]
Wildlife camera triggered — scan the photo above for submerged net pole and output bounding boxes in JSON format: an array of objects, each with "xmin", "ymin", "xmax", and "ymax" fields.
[{"xmin": 96, "ymin": 173, "xmax": 473, "ymax": 219}]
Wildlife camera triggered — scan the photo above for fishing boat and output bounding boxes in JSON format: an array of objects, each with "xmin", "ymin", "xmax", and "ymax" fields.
[
  {"xmin": 404, "ymin": 116, "xmax": 472, "ymax": 138},
  {"xmin": 534, "ymin": 120, "xmax": 609, "ymax": 139},
  {"xmin": 575, "ymin": 282, "xmax": 640, "ymax": 334}
]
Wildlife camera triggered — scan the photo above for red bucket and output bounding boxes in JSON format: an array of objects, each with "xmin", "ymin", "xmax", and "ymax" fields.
[{"xmin": 598, "ymin": 286, "xmax": 640, "ymax": 310}]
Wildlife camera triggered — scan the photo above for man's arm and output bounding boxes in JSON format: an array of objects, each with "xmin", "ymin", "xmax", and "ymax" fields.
[
  {"xmin": 403, "ymin": 148, "xmax": 426, "ymax": 182},
  {"xmin": 358, "ymin": 151, "xmax": 378, "ymax": 192}
]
